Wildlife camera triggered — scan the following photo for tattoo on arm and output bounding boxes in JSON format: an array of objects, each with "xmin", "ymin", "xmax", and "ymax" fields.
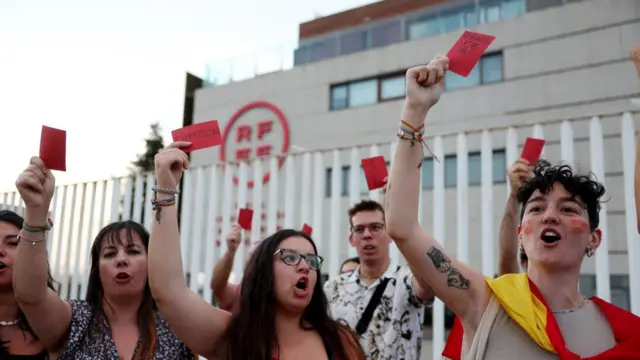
[
  {"xmin": 427, "ymin": 247, "xmax": 470, "ymax": 290},
  {"xmin": 155, "ymin": 208, "xmax": 162, "ymax": 224}
]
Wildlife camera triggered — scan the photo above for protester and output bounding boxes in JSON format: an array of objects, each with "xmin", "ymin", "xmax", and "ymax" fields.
[
  {"xmin": 324, "ymin": 200, "xmax": 433, "ymax": 360},
  {"xmin": 147, "ymin": 141, "xmax": 365, "ymax": 360},
  {"xmin": 443, "ymin": 158, "xmax": 533, "ymax": 359},
  {"xmin": 0, "ymin": 210, "xmax": 56, "ymax": 359},
  {"xmin": 339, "ymin": 257, "xmax": 359, "ymax": 274},
  {"xmin": 386, "ymin": 55, "xmax": 640, "ymax": 359},
  {"xmin": 210, "ymin": 224, "xmax": 260, "ymax": 312},
  {"xmin": 13, "ymin": 157, "xmax": 193, "ymax": 359}
]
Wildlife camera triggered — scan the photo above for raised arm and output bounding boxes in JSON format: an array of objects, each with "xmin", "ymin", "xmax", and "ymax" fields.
[
  {"xmin": 385, "ymin": 56, "xmax": 490, "ymax": 329},
  {"xmin": 211, "ymin": 225, "xmax": 240, "ymax": 308},
  {"xmin": 148, "ymin": 142, "xmax": 231, "ymax": 359},
  {"xmin": 632, "ymin": 45, "xmax": 640, "ymax": 233},
  {"xmin": 14, "ymin": 157, "xmax": 72, "ymax": 352},
  {"xmin": 498, "ymin": 159, "xmax": 532, "ymax": 275}
]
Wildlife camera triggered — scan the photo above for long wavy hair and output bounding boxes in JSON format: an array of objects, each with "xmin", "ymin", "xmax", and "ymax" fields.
[
  {"xmin": 0, "ymin": 210, "xmax": 58, "ymax": 355},
  {"xmin": 225, "ymin": 229, "xmax": 364, "ymax": 360},
  {"xmin": 85, "ymin": 221, "xmax": 157, "ymax": 359}
]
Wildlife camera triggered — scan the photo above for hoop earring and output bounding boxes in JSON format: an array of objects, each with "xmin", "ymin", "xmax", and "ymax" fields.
[{"xmin": 586, "ymin": 247, "xmax": 595, "ymax": 257}]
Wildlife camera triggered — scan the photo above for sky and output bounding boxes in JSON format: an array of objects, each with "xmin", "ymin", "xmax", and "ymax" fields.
[{"xmin": 0, "ymin": 0, "xmax": 377, "ymax": 192}]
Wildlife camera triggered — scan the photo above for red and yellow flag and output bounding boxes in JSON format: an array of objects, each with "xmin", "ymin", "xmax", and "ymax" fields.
[{"xmin": 443, "ymin": 273, "xmax": 640, "ymax": 359}]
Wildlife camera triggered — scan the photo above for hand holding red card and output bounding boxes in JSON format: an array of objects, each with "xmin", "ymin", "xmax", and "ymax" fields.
[
  {"xmin": 301, "ymin": 223, "xmax": 313, "ymax": 236},
  {"xmin": 237, "ymin": 208, "xmax": 253, "ymax": 230},
  {"xmin": 39, "ymin": 125, "xmax": 67, "ymax": 171},
  {"xmin": 521, "ymin": 137, "xmax": 545, "ymax": 164},
  {"xmin": 446, "ymin": 31, "xmax": 496, "ymax": 77},
  {"xmin": 362, "ymin": 156, "xmax": 388, "ymax": 191},
  {"xmin": 171, "ymin": 120, "xmax": 223, "ymax": 153}
]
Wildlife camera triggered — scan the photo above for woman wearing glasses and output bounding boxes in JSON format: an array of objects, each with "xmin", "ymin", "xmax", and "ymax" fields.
[{"xmin": 147, "ymin": 141, "xmax": 365, "ymax": 360}]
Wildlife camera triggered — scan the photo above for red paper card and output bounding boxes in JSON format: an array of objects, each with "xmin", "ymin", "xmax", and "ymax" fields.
[
  {"xmin": 237, "ymin": 208, "xmax": 253, "ymax": 230},
  {"xmin": 39, "ymin": 125, "xmax": 67, "ymax": 171},
  {"xmin": 171, "ymin": 120, "xmax": 223, "ymax": 153},
  {"xmin": 301, "ymin": 223, "xmax": 313, "ymax": 236},
  {"xmin": 521, "ymin": 137, "xmax": 545, "ymax": 164},
  {"xmin": 361, "ymin": 156, "xmax": 388, "ymax": 191},
  {"xmin": 446, "ymin": 31, "xmax": 496, "ymax": 77}
]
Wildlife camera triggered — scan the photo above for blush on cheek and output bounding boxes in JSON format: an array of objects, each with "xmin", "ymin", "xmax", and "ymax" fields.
[
  {"xmin": 569, "ymin": 218, "xmax": 590, "ymax": 233},
  {"xmin": 521, "ymin": 220, "xmax": 533, "ymax": 235}
]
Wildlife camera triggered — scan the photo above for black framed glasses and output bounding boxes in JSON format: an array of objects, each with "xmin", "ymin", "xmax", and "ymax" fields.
[
  {"xmin": 351, "ymin": 222, "xmax": 385, "ymax": 236},
  {"xmin": 274, "ymin": 248, "xmax": 324, "ymax": 271}
]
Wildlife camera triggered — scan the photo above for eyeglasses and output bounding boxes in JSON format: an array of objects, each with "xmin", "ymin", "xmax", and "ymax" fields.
[
  {"xmin": 351, "ymin": 222, "xmax": 385, "ymax": 236},
  {"xmin": 274, "ymin": 248, "xmax": 324, "ymax": 271}
]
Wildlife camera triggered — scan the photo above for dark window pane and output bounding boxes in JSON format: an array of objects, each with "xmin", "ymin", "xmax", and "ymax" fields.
[
  {"xmin": 340, "ymin": 30, "xmax": 368, "ymax": 55},
  {"xmin": 407, "ymin": 16, "xmax": 441, "ymax": 40},
  {"xmin": 380, "ymin": 76, "xmax": 405, "ymax": 100},
  {"xmin": 502, "ymin": 0, "xmax": 526, "ymax": 18},
  {"xmin": 444, "ymin": 155, "xmax": 457, "ymax": 187},
  {"xmin": 422, "ymin": 158, "xmax": 434, "ymax": 189},
  {"xmin": 468, "ymin": 153, "xmax": 481, "ymax": 185},
  {"xmin": 293, "ymin": 46, "xmax": 309, "ymax": 66},
  {"xmin": 461, "ymin": 5, "xmax": 479, "ymax": 27},
  {"xmin": 441, "ymin": 10, "xmax": 463, "ymax": 33},
  {"xmin": 371, "ymin": 21, "xmax": 402, "ymax": 48},
  {"xmin": 325, "ymin": 168, "xmax": 332, "ymax": 197},
  {"xmin": 446, "ymin": 64, "xmax": 480, "ymax": 91},
  {"xmin": 331, "ymin": 85, "xmax": 348, "ymax": 110},
  {"xmin": 308, "ymin": 38, "xmax": 337, "ymax": 63},
  {"xmin": 341, "ymin": 166, "xmax": 350, "ymax": 196},
  {"xmin": 481, "ymin": 53, "xmax": 503, "ymax": 84},
  {"xmin": 481, "ymin": 0, "xmax": 501, "ymax": 23},
  {"xmin": 492, "ymin": 150, "xmax": 507, "ymax": 182},
  {"xmin": 348, "ymin": 79, "xmax": 377, "ymax": 107}
]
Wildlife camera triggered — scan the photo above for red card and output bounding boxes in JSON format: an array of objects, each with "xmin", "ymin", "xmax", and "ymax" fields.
[
  {"xmin": 446, "ymin": 31, "xmax": 496, "ymax": 77},
  {"xmin": 39, "ymin": 125, "xmax": 67, "ymax": 171},
  {"xmin": 361, "ymin": 156, "xmax": 388, "ymax": 191},
  {"xmin": 171, "ymin": 120, "xmax": 223, "ymax": 153},
  {"xmin": 521, "ymin": 137, "xmax": 545, "ymax": 164},
  {"xmin": 301, "ymin": 223, "xmax": 313, "ymax": 236},
  {"xmin": 237, "ymin": 208, "xmax": 253, "ymax": 230}
]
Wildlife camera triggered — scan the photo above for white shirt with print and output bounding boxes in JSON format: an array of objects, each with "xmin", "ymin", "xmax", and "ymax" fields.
[{"xmin": 324, "ymin": 265, "xmax": 430, "ymax": 360}]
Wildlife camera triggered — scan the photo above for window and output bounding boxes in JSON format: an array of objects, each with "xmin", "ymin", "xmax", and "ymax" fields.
[
  {"xmin": 502, "ymin": 0, "xmax": 526, "ymax": 18},
  {"xmin": 407, "ymin": 15, "xmax": 441, "ymax": 40},
  {"xmin": 325, "ymin": 166, "xmax": 350, "ymax": 197},
  {"xmin": 348, "ymin": 79, "xmax": 378, "ymax": 107},
  {"xmin": 445, "ymin": 52, "xmax": 504, "ymax": 91},
  {"xmin": 330, "ymin": 85, "xmax": 348, "ymax": 110},
  {"xmin": 371, "ymin": 21, "xmax": 402, "ymax": 48},
  {"xmin": 380, "ymin": 75, "xmax": 405, "ymax": 100},
  {"xmin": 441, "ymin": 10, "xmax": 463, "ymax": 33},
  {"xmin": 579, "ymin": 274, "xmax": 631, "ymax": 311},
  {"xmin": 420, "ymin": 149, "xmax": 507, "ymax": 189},
  {"xmin": 340, "ymin": 30, "xmax": 369, "ymax": 55},
  {"xmin": 330, "ymin": 71, "xmax": 407, "ymax": 110}
]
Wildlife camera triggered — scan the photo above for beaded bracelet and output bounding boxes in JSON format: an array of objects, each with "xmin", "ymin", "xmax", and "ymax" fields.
[
  {"xmin": 152, "ymin": 185, "xmax": 180, "ymax": 195},
  {"xmin": 22, "ymin": 218, "xmax": 54, "ymax": 233},
  {"xmin": 397, "ymin": 120, "xmax": 439, "ymax": 168},
  {"xmin": 18, "ymin": 229, "xmax": 48, "ymax": 246}
]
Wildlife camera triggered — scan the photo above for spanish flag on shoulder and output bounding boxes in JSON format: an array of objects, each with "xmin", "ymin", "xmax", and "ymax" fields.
[{"xmin": 442, "ymin": 273, "xmax": 640, "ymax": 359}]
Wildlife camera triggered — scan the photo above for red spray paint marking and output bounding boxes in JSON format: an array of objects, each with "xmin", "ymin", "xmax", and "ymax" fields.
[
  {"xmin": 569, "ymin": 218, "xmax": 590, "ymax": 233},
  {"xmin": 521, "ymin": 220, "xmax": 534, "ymax": 235}
]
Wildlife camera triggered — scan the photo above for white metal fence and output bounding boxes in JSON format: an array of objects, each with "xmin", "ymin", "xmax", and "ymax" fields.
[{"xmin": 1, "ymin": 111, "xmax": 638, "ymax": 357}]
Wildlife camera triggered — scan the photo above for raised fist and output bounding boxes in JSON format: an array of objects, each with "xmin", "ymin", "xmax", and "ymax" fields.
[
  {"xmin": 508, "ymin": 158, "xmax": 533, "ymax": 196},
  {"xmin": 405, "ymin": 55, "xmax": 449, "ymax": 114},
  {"xmin": 15, "ymin": 157, "xmax": 55, "ymax": 218},
  {"xmin": 154, "ymin": 142, "xmax": 191, "ymax": 189},
  {"xmin": 226, "ymin": 224, "xmax": 241, "ymax": 252}
]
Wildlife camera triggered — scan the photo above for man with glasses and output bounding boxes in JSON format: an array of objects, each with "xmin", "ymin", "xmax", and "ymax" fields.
[{"xmin": 324, "ymin": 200, "xmax": 434, "ymax": 360}]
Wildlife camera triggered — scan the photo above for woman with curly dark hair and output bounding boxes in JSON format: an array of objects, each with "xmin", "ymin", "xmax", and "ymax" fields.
[
  {"xmin": 0, "ymin": 209, "xmax": 56, "ymax": 359},
  {"xmin": 147, "ymin": 141, "xmax": 365, "ymax": 360}
]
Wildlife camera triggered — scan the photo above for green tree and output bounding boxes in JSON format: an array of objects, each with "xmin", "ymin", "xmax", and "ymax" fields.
[{"xmin": 131, "ymin": 122, "xmax": 164, "ymax": 174}]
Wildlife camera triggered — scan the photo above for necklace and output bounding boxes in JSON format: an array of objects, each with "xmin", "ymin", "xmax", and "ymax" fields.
[
  {"xmin": 551, "ymin": 296, "xmax": 588, "ymax": 314},
  {"xmin": 0, "ymin": 318, "xmax": 20, "ymax": 326}
]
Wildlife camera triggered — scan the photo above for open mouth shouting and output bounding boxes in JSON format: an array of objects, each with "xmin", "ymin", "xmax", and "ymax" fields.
[
  {"xmin": 540, "ymin": 228, "xmax": 562, "ymax": 246},
  {"xmin": 114, "ymin": 272, "xmax": 132, "ymax": 284},
  {"xmin": 293, "ymin": 276, "xmax": 309, "ymax": 298},
  {"xmin": 362, "ymin": 244, "xmax": 376, "ymax": 254},
  {"xmin": 0, "ymin": 262, "xmax": 7, "ymax": 273}
]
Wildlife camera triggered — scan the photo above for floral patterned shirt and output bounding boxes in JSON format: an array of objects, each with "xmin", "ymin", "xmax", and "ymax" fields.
[
  {"xmin": 59, "ymin": 300, "xmax": 193, "ymax": 360},
  {"xmin": 324, "ymin": 265, "xmax": 431, "ymax": 360}
]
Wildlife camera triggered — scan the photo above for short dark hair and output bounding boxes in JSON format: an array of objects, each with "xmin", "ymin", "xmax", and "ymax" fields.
[
  {"xmin": 517, "ymin": 160, "xmax": 606, "ymax": 230},
  {"xmin": 340, "ymin": 257, "xmax": 360, "ymax": 270},
  {"xmin": 347, "ymin": 200, "xmax": 385, "ymax": 228}
]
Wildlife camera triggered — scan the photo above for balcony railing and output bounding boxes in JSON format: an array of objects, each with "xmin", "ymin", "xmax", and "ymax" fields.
[
  {"xmin": 1, "ymin": 111, "xmax": 638, "ymax": 358},
  {"xmin": 203, "ymin": 0, "xmax": 527, "ymax": 86}
]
